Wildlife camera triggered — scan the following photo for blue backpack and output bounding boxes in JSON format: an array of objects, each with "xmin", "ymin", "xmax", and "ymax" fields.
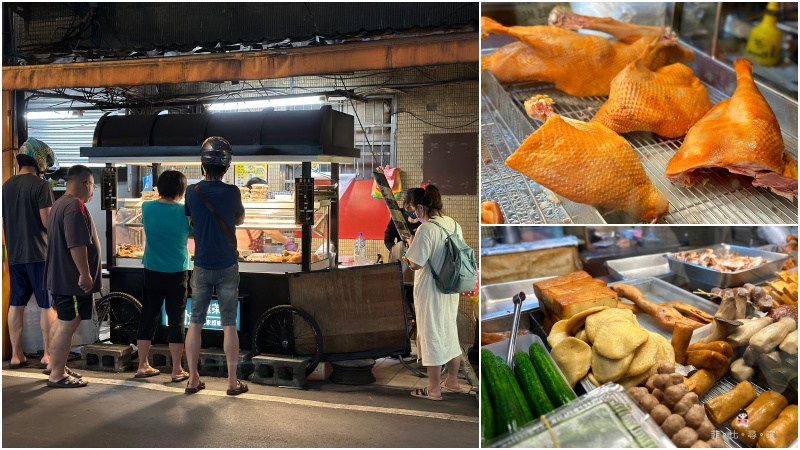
[{"xmin": 428, "ymin": 219, "xmax": 478, "ymax": 294}]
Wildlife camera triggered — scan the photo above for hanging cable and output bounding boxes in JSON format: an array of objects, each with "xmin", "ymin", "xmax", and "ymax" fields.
[{"xmin": 339, "ymin": 75, "xmax": 379, "ymax": 179}]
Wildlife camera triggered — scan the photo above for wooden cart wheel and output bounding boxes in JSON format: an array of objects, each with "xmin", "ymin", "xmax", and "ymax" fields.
[
  {"xmin": 252, "ymin": 305, "xmax": 323, "ymax": 376},
  {"xmin": 94, "ymin": 292, "xmax": 142, "ymax": 347}
]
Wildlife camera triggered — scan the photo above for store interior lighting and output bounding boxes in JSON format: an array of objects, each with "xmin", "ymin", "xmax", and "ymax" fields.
[
  {"xmin": 26, "ymin": 110, "xmax": 83, "ymax": 119},
  {"xmin": 207, "ymin": 95, "xmax": 326, "ymax": 111}
]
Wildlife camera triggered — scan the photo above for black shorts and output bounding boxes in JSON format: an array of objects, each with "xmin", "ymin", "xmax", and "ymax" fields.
[{"xmin": 52, "ymin": 294, "xmax": 94, "ymax": 321}]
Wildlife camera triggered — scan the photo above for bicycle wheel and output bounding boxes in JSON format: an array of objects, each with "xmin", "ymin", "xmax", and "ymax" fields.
[
  {"xmin": 252, "ymin": 305, "xmax": 322, "ymax": 376},
  {"xmin": 94, "ymin": 292, "xmax": 142, "ymax": 346}
]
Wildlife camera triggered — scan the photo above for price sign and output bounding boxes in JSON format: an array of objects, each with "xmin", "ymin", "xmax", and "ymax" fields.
[
  {"xmin": 162, "ymin": 298, "xmax": 240, "ymax": 331},
  {"xmin": 233, "ymin": 164, "xmax": 268, "ymax": 187}
]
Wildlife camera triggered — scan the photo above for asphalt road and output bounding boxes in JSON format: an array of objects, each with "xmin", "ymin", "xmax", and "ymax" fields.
[{"xmin": 2, "ymin": 367, "xmax": 478, "ymax": 448}]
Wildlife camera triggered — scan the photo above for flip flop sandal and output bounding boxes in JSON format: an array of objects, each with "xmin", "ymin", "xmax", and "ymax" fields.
[
  {"xmin": 42, "ymin": 367, "xmax": 83, "ymax": 378},
  {"xmin": 439, "ymin": 382, "xmax": 464, "ymax": 394},
  {"xmin": 171, "ymin": 371, "xmax": 190, "ymax": 383},
  {"xmin": 134, "ymin": 368, "xmax": 161, "ymax": 378},
  {"xmin": 46, "ymin": 375, "xmax": 88, "ymax": 388},
  {"xmin": 8, "ymin": 360, "xmax": 29, "ymax": 369},
  {"xmin": 185, "ymin": 381, "xmax": 206, "ymax": 394},
  {"xmin": 226, "ymin": 380, "xmax": 249, "ymax": 396},
  {"xmin": 410, "ymin": 387, "xmax": 442, "ymax": 401}
]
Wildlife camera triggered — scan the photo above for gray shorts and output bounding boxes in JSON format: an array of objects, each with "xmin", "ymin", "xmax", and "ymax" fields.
[{"xmin": 189, "ymin": 264, "xmax": 239, "ymax": 326}]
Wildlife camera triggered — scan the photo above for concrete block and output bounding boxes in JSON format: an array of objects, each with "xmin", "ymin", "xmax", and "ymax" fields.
[
  {"xmin": 250, "ymin": 355, "xmax": 308, "ymax": 388},
  {"xmin": 330, "ymin": 359, "xmax": 376, "ymax": 385},
  {"xmin": 195, "ymin": 348, "xmax": 254, "ymax": 380},
  {"xmin": 81, "ymin": 344, "xmax": 132, "ymax": 372},
  {"xmin": 147, "ymin": 345, "xmax": 186, "ymax": 373}
]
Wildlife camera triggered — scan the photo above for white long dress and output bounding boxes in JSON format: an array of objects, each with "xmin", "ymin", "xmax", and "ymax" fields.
[{"xmin": 404, "ymin": 215, "xmax": 463, "ymax": 367}]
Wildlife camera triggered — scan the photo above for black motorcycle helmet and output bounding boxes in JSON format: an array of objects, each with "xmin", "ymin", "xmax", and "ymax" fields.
[{"xmin": 200, "ymin": 136, "xmax": 233, "ymax": 168}]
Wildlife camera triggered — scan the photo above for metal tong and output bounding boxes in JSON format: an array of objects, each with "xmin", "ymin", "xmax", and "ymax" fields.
[{"xmin": 506, "ymin": 292, "xmax": 526, "ymax": 367}]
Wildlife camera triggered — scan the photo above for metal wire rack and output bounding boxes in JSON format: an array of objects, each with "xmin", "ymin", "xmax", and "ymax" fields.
[{"xmin": 481, "ymin": 73, "xmax": 799, "ymax": 225}]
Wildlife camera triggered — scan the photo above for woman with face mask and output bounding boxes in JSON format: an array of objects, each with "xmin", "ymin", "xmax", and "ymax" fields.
[{"xmin": 402, "ymin": 184, "xmax": 465, "ymax": 401}]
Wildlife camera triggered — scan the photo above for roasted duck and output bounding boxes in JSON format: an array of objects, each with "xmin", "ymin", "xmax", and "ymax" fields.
[
  {"xmin": 481, "ymin": 7, "xmax": 693, "ymax": 96},
  {"xmin": 665, "ymin": 58, "xmax": 798, "ymax": 198},
  {"xmin": 505, "ymin": 95, "xmax": 669, "ymax": 223},
  {"xmin": 612, "ymin": 283, "xmax": 707, "ymax": 331},
  {"xmin": 592, "ymin": 35, "xmax": 712, "ymax": 138}
]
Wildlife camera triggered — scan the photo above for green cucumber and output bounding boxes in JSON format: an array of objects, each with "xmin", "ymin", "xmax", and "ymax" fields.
[
  {"xmin": 480, "ymin": 383, "xmax": 495, "ymax": 446},
  {"xmin": 513, "ymin": 351, "xmax": 555, "ymax": 417},
  {"xmin": 481, "ymin": 349, "xmax": 529, "ymax": 437},
  {"xmin": 494, "ymin": 355, "xmax": 534, "ymax": 423},
  {"xmin": 529, "ymin": 342, "xmax": 576, "ymax": 407}
]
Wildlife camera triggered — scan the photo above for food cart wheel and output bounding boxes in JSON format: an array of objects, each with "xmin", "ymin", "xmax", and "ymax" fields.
[
  {"xmin": 252, "ymin": 305, "xmax": 322, "ymax": 376},
  {"xmin": 94, "ymin": 292, "xmax": 142, "ymax": 347}
]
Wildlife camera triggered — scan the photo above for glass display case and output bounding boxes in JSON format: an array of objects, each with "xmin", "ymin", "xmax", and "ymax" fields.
[{"xmin": 113, "ymin": 195, "xmax": 334, "ymax": 273}]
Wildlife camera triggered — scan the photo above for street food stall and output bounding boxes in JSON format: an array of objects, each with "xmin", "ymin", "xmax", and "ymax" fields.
[
  {"xmin": 82, "ymin": 106, "xmax": 410, "ymax": 375},
  {"xmin": 480, "ymin": 225, "xmax": 798, "ymax": 447}
]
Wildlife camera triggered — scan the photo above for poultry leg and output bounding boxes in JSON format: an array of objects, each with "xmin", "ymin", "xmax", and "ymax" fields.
[
  {"xmin": 548, "ymin": 6, "xmax": 668, "ymax": 44},
  {"xmin": 612, "ymin": 283, "xmax": 706, "ymax": 331}
]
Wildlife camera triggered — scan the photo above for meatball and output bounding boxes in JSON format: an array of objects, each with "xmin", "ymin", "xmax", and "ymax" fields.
[{"xmin": 662, "ymin": 414, "xmax": 686, "ymax": 438}]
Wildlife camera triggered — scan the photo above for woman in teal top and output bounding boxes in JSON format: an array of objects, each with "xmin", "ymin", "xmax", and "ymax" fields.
[{"xmin": 135, "ymin": 170, "xmax": 192, "ymax": 382}]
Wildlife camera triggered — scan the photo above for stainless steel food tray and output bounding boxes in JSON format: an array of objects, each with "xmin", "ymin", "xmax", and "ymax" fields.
[
  {"xmin": 697, "ymin": 375, "xmax": 797, "ymax": 449},
  {"xmin": 481, "ymin": 45, "xmax": 798, "ymax": 224},
  {"xmin": 578, "ymin": 277, "xmax": 718, "ymax": 393},
  {"xmin": 480, "ymin": 277, "xmax": 544, "ymax": 321},
  {"xmin": 604, "ymin": 253, "xmax": 674, "ymax": 281},
  {"xmin": 664, "ymin": 244, "xmax": 789, "ymax": 289}
]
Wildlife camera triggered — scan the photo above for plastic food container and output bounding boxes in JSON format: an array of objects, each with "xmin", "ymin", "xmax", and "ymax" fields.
[
  {"xmin": 489, "ymin": 383, "xmax": 674, "ymax": 448},
  {"xmin": 664, "ymin": 244, "xmax": 788, "ymax": 290}
]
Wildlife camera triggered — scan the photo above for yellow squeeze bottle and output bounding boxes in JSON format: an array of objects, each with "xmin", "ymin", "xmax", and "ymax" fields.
[{"xmin": 746, "ymin": 2, "xmax": 783, "ymax": 66}]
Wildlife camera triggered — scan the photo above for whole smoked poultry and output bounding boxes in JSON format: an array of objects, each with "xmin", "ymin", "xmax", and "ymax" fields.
[
  {"xmin": 505, "ymin": 95, "xmax": 669, "ymax": 222},
  {"xmin": 666, "ymin": 58, "xmax": 798, "ymax": 197},
  {"xmin": 612, "ymin": 283, "xmax": 706, "ymax": 331},
  {"xmin": 592, "ymin": 36, "xmax": 712, "ymax": 138},
  {"xmin": 481, "ymin": 7, "xmax": 693, "ymax": 97}
]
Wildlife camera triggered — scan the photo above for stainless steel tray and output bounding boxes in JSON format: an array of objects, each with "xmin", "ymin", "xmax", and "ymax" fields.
[
  {"xmin": 609, "ymin": 277, "xmax": 719, "ymax": 340},
  {"xmin": 579, "ymin": 277, "xmax": 718, "ymax": 393},
  {"xmin": 480, "ymin": 44, "xmax": 798, "ymax": 224},
  {"xmin": 697, "ymin": 375, "xmax": 797, "ymax": 449},
  {"xmin": 481, "ymin": 277, "xmax": 544, "ymax": 321},
  {"xmin": 604, "ymin": 253, "xmax": 674, "ymax": 281},
  {"xmin": 664, "ymin": 244, "xmax": 789, "ymax": 289},
  {"xmin": 483, "ymin": 333, "xmax": 576, "ymax": 396},
  {"xmin": 690, "ymin": 323, "xmax": 797, "ymax": 448}
]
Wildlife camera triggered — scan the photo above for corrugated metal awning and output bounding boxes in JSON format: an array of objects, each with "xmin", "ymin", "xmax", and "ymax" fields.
[{"xmin": 26, "ymin": 97, "xmax": 111, "ymax": 167}]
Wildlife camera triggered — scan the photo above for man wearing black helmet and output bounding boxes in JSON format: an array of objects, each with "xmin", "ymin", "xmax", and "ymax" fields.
[
  {"xmin": 2, "ymin": 137, "xmax": 58, "ymax": 371},
  {"xmin": 183, "ymin": 136, "xmax": 248, "ymax": 395}
]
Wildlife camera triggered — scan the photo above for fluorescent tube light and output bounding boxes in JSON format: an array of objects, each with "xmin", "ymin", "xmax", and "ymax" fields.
[
  {"xmin": 26, "ymin": 111, "xmax": 70, "ymax": 119},
  {"xmin": 208, "ymin": 95, "xmax": 325, "ymax": 111}
]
